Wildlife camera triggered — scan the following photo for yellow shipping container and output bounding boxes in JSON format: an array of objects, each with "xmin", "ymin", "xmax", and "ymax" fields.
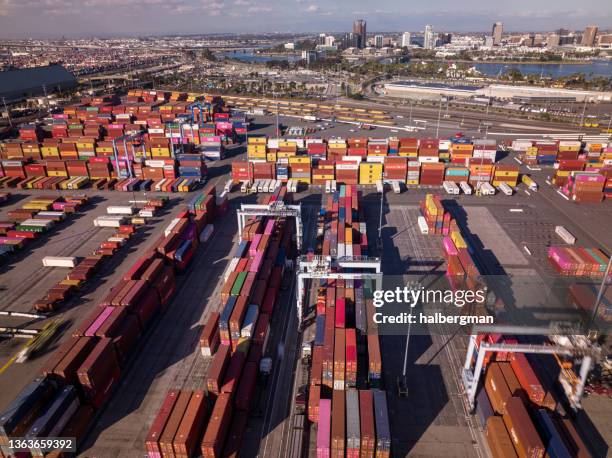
[
  {"xmin": 248, "ymin": 137, "xmax": 267, "ymax": 145},
  {"xmin": 555, "ymin": 170, "xmax": 570, "ymax": 177},
  {"xmin": 451, "ymin": 231, "xmax": 467, "ymax": 249},
  {"xmin": 151, "ymin": 148, "xmax": 171, "ymax": 157},
  {"xmin": 48, "ymin": 170, "xmax": 68, "ymax": 177},
  {"xmin": 277, "ymin": 151, "xmax": 296, "ymax": 158},
  {"xmin": 247, "ymin": 145, "xmax": 266, "ymax": 153},
  {"xmin": 248, "ymin": 151, "xmax": 266, "ymax": 160},
  {"xmin": 399, "ymin": 151, "xmax": 418, "ymax": 157},
  {"xmin": 41, "ymin": 146, "xmax": 59, "ymax": 156},
  {"xmin": 367, "ymin": 152, "xmax": 387, "ymax": 157},
  {"xmin": 96, "ymin": 147, "xmax": 114, "ymax": 154},
  {"xmin": 492, "ymin": 179, "xmax": 518, "ymax": 187},
  {"xmin": 451, "ymin": 144, "xmax": 474, "ymax": 152},
  {"xmin": 559, "ymin": 146, "xmax": 580, "ymax": 152},
  {"xmin": 77, "ymin": 142, "xmax": 95, "ymax": 149},
  {"xmin": 406, "ymin": 179, "xmax": 419, "ymax": 185},
  {"xmin": 313, "ymin": 172, "xmax": 335, "ymax": 180},
  {"xmin": 266, "ymin": 152, "xmax": 277, "ymax": 162},
  {"xmin": 289, "ymin": 157, "xmax": 311, "ymax": 165},
  {"xmin": 345, "ymin": 228, "xmax": 353, "ymax": 244},
  {"xmin": 494, "ymin": 171, "xmax": 519, "ymax": 177},
  {"xmin": 526, "ymin": 146, "xmax": 539, "ymax": 154}
]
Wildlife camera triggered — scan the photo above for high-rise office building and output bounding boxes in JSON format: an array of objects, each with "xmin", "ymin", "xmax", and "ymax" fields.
[
  {"xmin": 492, "ymin": 22, "xmax": 503, "ymax": 45},
  {"xmin": 325, "ymin": 36, "xmax": 335, "ymax": 47},
  {"xmin": 318, "ymin": 33, "xmax": 326, "ymax": 45},
  {"xmin": 353, "ymin": 19, "xmax": 367, "ymax": 49},
  {"xmin": 547, "ymin": 33, "xmax": 560, "ymax": 47},
  {"xmin": 401, "ymin": 32, "xmax": 411, "ymax": 47},
  {"xmin": 424, "ymin": 25, "xmax": 435, "ymax": 49},
  {"xmin": 582, "ymin": 26, "xmax": 598, "ymax": 46},
  {"xmin": 374, "ymin": 35, "xmax": 384, "ymax": 48}
]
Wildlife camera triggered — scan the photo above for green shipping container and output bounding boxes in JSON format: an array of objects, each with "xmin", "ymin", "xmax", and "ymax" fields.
[{"xmin": 231, "ymin": 272, "xmax": 248, "ymax": 296}]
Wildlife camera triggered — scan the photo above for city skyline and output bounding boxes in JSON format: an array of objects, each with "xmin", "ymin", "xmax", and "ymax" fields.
[{"xmin": 0, "ymin": 0, "xmax": 611, "ymax": 38}]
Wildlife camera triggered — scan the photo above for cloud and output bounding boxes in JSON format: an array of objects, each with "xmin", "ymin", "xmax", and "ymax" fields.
[
  {"xmin": 233, "ymin": 0, "xmax": 250, "ymax": 4},
  {"xmin": 247, "ymin": 4, "xmax": 272, "ymax": 12},
  {"xmin": 305, "ymin": 4, "xmax": 319, "ymax": 12}
]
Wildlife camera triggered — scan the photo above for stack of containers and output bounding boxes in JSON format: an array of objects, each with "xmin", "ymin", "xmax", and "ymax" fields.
[
  {"xmin": 419, "ymin": 163, "xmax": 445, "ymax": 186},
  {"xmin": 358, "ymin": 160, "xmax": 383, "ymax": 185},
  {"xmin": 398, "ymin": 137, "xmax": 418, "ymax": 157},
  {"xmin": 335, "ymin": 159, "xmax": 359, "ymax": 185},
  {"xmin": 308, "ymin": 185, "xmax": 390, "ymax": 457},
  {"xmin": 548, "ymin": 246, "xmax": 610, "ymax": 278},
  {"xmin": 472, "ymin": 139, "xmax": 497, "ymax": 163},
  {"xmin": 418, "ymin": 138, "xmax": 439, "ymax": 163},
  {"xmin": 328, "ymin": 139, "xmax": 348, "ymax": 162},
  {"xmin": 289, "ymin": 156, "xmax": 312, "ymax": 184},
  {"xmin": 247, "ymin": 137, "xmax": 267, "ymax": 162},
  {"xmin": 536, "ymin": 141, "xmax": 559, "ymax": 164},
  {"xmin": 0, "ymin": 189, "xmax": 218, "ymax": 456},
  {"xmin": 406, "ymin": 160, "xmax": 420, "ymax": 185},
  {"xmin": 196, "ymin": 186, "xmax": 294, "ymax": 456},
  {"xmin": 553, "ymin": 159, "xmax": 585, "ymax": 187},
  {"xmin": 383, "ymin": 157, "xmax": 407, "ymax": 182},
  {"xmin": 367, "ymin": 139, "xmax": 388, "ymax": 157},
  {"xmin": 445, "ymin": 166, "xmax": 469, "ymax": 183},
  {"xmin": 492, "ymin": 165, "xmax": 519, "ymax": 187},
  {"xmin": 469, "ymin": 163, "xmax": 494, "ymax": 186},
  {"xmin": 562, "ymin": 172, "xmax": 605, "ymax": 203}
]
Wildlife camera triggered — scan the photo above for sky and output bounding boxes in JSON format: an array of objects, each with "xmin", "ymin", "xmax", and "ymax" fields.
[{"xmin": 0, "ymin": 0, "xmax": 610, "ymax": 38}]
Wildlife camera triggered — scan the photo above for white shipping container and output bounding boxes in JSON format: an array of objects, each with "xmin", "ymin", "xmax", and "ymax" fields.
[
  {"xmin": 443, "ymin": 181, "xmax": 460, "ymax": 195},
  {"xmin": 106, "ymin": 206, "xmax": 134, "ymax": 215},
  {"xmin": 498, "ymin": 182, "xmax": 513, "ymax": 196},
  {"xmin": 21, "ymin": 219, "xmax": 54, "ymax": 228},
  {"xmin": 224, "ymin": 257, "xmax": 240, "ymax": 283},
  {"xmin": 555, "ymin": 226, "xmax": 576, "ymax": 245},
  {"xmin": 37, "ymin": 211, "xmax": 66, "ymax": 220},
  {"xmin": 417, "ymin": 216, "xmax": 429, "ymax": 234},
  {"xmin": 139, "ymin": 209, "xmax": 154, "ymax": 218},
  {"xmin": 199, "ymin": 224, "xmax": 214, "ymax": 243},
  {"xmin": 164, "ymin": 218, "xmax": 181, "ymax": 237},
  {"xmin": 42, "ymin": 256, "xmax": 77, "ymax": 268},
  {"xmin": 459, "ymin": 181, "xmax": 473, "ymax": 195},
  {"xmin": 94, "ymin": 216, "xmax": 125, "ymax": 227}
]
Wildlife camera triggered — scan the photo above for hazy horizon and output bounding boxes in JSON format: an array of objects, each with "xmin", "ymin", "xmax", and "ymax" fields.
[{"xmin": 0, "ymin": 0, "xmax": 611, "ymax": 39}]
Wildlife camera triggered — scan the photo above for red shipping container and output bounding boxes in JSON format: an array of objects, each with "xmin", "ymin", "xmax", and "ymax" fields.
[
  {"xmin": 201, "ymin": 392, "xmax": 233, "ymax": 458},
  {"xmin": 235, "ymin": 361, "xmax": 258, "ymax": 411}
]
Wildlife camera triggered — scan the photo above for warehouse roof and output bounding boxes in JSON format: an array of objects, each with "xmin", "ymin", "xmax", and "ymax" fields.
[{"xmin": 0, "ymin": 65, "xmax": 77, "ymax": 101}]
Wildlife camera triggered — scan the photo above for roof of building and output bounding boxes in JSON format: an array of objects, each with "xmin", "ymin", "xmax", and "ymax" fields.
[{"xmin": 0, "ymin": 64, "xmax": 76, "ymax": 98}]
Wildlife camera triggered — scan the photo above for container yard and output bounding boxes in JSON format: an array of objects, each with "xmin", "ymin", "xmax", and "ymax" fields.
[{"xmin": 0, "ymin": 88, "xmax": 610, "ymax": 458}]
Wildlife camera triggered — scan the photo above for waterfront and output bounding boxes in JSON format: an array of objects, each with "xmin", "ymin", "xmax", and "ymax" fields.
[
  {"xmin": 215, "ymin": 50, "xmax": 301, "ymax": 63},
  {"xmin": 474, "ymin": 60, "xmax": 612, "ymax": 78}
]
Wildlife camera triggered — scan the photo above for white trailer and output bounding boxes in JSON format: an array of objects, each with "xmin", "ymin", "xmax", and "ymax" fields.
[
  {"xmin": 477, "ymin": 182, "xmax": 496, "ymax": 196},
  {"xmin": 325, "ymin": 180, "xmax": 333, "ymax": 193},
  {"xmin": 224, "ymin": 179, "xmax": 234, "ymax": 193},
  {"xmin": 240, "ymin": 181, "xmax": 249, "ymax": 193},
  {"xmin": 459, "ymin": 181, "xmax": 472, "ymax": 195},
  {"xmin": 376, "ymin": 180, "xmax": 384, "ymax": 193},
  {"xmin": 257, "ymin": 180, "xmax": 266, "ymax": 193},
  {"xmin": 391, "ymin": 181, "xmax": 401, "ymax": 194},
  {"xmin": 555, "ymin": 226, "xmax": 576, "ymax": 245},
  {"xmin": 94, "ymin": 216, "xmax": 126, "ymax": 227},
  {"xmin": 443, "ymin": 181, "xmax": 460, "ymax": 195},
  {"xmin": 106, "ymin": 206, "xmax": 134, "ymax": 215},
  {"xmin": 498, "ymin": 182, "xmax": 514, "ymax": 196},
  {"xmin": 42, "ymin": 256, "xmax": 77, "ymax": 268},
  {"xmin": 417, "ymin": 216, "xmax": 429, "ymax": 235}
]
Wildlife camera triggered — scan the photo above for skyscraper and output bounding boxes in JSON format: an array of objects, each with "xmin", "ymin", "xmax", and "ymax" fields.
[
  {"xmin": 353, "ymin": 19, "xmax": 367, "ymax": 49},
  {"xmin": 401, "ymin": 32, "xmax": 411, "ymax": 47},
  {"xmin": 374, "ymin": 35, "xmax": 384, "ymax": 48},
  {"xmin": 492, "ymin": 22, "xmax": 503, "ymax": 45},
  {"xmin": 318, "ymin": 33, "xmax": 326, "ymax": 45},
  {"xmin": 424, "ymin": 25, "xmax": 435, "ymax": 49},
  {"xmin": 582, "ymin": 26, "xmax": 598, "ymax": 46}
]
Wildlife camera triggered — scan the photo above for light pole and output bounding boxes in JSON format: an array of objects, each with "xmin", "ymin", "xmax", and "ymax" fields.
[
  {"xmin": 378, "ymin": 172, "xmax": 385, "ymax": 241},
  {"xmin": 579, "ymin": 98, "xmax": 587, "ymax": 127},
  {"xmin": 436, "ymin": 97, "xmax": 443, "ymax": 138}
]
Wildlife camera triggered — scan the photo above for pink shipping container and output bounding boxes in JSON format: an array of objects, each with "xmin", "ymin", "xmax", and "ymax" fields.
[
  {"xmin": 335, "ymin": 298, "xmax": 345, "ymax": 328},
  {"xmin": 317, "ymin": 399, "xmax": 331, "ymax": 458},
  {"xmin": 249, "ymin": 252, "xmax": 264, "ymax": 273},
  {"xmin": 443, "ymin": 237, "xmax": 458, "ymax": 257},
  {"xmin": 85, "ymin": 306, "xmax": 115, "ymax": 337},
  {"xmin": 264, "ymin": 219, "xmax": 275, "ymax": 235},
  {"xmin": 249, "ymin": 234, "xmax": 261, "ymax": 256}
]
